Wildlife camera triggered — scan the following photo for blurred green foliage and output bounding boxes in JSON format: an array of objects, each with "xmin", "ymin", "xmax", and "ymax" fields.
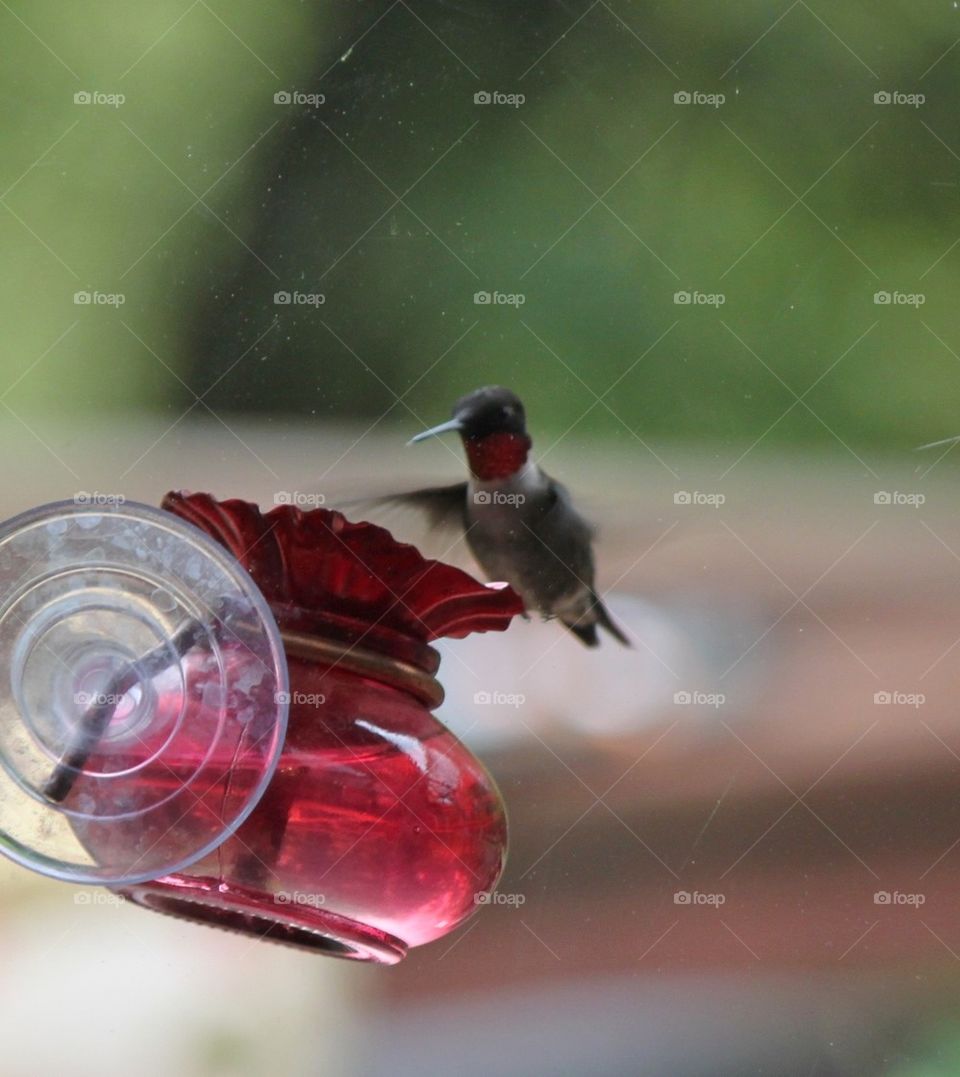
[
  {"xmin": 0, "ymin": 2, "xmax": 327, "ymax": 412},
  {"xmin": 3, "ymin": 1, "xmax": 960, "ymax": 450},
  {"xmin": 889, "ymin": 1019, "xmax": 960, "ymax": 1076}
]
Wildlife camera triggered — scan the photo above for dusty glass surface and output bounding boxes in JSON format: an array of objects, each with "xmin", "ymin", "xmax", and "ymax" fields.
[{"xmin": 2, "ymin": 3, "xmax": 960, "ymax": 1075}]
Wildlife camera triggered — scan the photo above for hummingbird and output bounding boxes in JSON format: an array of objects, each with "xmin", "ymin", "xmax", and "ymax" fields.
[{"xmin": 380, "ymin": 386, "xmax": 630, "ymax": 647}]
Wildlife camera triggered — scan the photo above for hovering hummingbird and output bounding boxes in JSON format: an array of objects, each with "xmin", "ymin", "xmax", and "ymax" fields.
[{"xmin": 381, "ymin": 386, "xmax": 630, "ymax": 647}]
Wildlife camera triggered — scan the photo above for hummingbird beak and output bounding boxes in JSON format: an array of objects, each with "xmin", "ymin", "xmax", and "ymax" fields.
[{"xmin": 407, "ymin": 417, "xmax": 465, "ymax": 446}]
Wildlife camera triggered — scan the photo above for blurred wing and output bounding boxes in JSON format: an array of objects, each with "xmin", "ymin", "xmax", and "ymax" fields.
[
  {"xmin": 335, "ymin": 482, "xmax": 468, "ymax": 534},
  {"xmin": 542, "ymin": 474, "xmax": 597, "ymax": 540}
]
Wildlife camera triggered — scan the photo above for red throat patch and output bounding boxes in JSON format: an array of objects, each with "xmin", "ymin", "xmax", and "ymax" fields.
[{"xmin": 463, "ymin": 432, "xmax": 532, "ymax": 481}]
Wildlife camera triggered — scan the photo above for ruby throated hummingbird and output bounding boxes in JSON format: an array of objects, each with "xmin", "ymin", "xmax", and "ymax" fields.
[{"xmin": 386, "ymin": 386, "xmax": 630, "ymax": 647}]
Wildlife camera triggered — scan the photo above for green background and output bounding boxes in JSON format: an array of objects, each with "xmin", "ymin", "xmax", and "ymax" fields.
[{"xmin": 3, "ymin": 2, "xmax": 960, "ymax": 452}]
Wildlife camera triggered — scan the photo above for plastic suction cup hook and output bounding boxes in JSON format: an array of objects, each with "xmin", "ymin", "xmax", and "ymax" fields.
[{"xmin": 0, "ymin": 500, "xmax": 289, "ymax": 886}]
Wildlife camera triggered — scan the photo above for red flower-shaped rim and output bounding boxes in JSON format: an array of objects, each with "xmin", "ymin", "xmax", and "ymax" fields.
[{"xmin": 162, "ymin": 491, "xmax": 523, "ymax": 644}]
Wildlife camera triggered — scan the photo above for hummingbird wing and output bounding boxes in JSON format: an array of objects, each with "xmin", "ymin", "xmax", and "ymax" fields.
[
  {"xmin": 542, "ymin": 476, "xmax": 596, "ymax": 536},
  {"xmin": 539, "ymin": 475, "xmax": 631, "ymax": 647},
  {"xmin": 338, "ymin": 482, "xmax": 468, "ymax": 533}
]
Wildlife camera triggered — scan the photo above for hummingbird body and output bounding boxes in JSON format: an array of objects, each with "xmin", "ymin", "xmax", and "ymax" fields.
[{"xmin": 397, "ymin": 387, "xmax": 630, "ymax": 648}]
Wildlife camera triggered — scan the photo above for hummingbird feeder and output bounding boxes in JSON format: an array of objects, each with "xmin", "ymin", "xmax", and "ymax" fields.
[{"xmin": 0, "ymin": 492, "xmax": 522, "ymax": 963}]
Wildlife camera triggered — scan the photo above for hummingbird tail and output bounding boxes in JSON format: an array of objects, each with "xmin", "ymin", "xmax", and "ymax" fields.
[
  {"xmin": 595, "ymin": 597, "xmax": 632, "ymax": 647},
  {"xmin": 563, "ymin": 594, "xmax": 632, "ymax": 648},
  {"xmin": 566, "ymin": 620, "xmax": 600, "ymax": 647}
]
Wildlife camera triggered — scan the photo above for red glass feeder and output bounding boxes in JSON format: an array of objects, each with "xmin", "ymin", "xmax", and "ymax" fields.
[{"xmin": 0, "ymin": 494, "xmax": 522, "ymax": 963}]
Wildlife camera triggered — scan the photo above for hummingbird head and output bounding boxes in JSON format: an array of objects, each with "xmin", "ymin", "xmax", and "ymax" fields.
[
  {"xmin": 450, "ymin": 386, "xmax": 527, "ymax": 439},
  {"xmin": 409, "ymin": 386, "xmax": 532, "ymax": 480}
]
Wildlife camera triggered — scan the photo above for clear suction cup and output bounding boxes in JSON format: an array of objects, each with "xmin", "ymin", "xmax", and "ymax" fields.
[{"xmin": 0, "ymin": 499, "xmax": 289, "ymax": 885}]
